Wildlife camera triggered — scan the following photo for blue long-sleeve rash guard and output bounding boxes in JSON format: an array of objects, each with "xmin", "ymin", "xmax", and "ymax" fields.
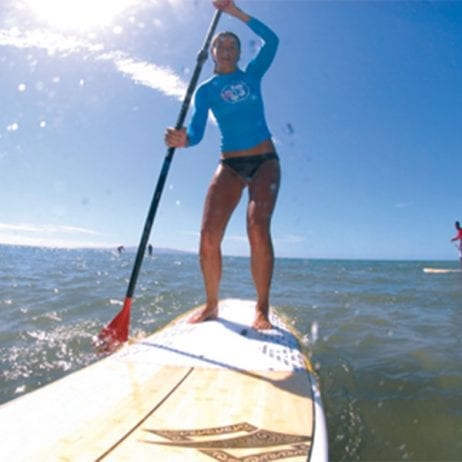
[{"xmin": 186, "ymin": 17, "xmax": 279, "ymax": 152}]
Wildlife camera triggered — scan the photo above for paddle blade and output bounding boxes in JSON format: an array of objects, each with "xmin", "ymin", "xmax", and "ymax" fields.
[{"xmin": 96, "ymin": 297, "xmax": 132, "ymax": 353}]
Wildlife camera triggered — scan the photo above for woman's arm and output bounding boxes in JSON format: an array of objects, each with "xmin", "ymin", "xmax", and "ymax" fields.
[
  {"xmin": 164, "ymin": 84, "xmax": 209, "ymax": 149},
  {"xmin": 214, "ymin": 0, "xmax": 279, "ymax": 77}
]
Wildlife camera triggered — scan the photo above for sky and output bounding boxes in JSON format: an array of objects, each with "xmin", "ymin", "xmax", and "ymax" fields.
[{"xmin": 1, "ymin": 0, "xmax": 461, "ymax": 260}]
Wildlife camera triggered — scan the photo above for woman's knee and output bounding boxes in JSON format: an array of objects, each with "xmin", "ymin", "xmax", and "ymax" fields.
[
  {"xmin": 247, "ymin": 221, "xmax": 271, "ymax": 245},
  {"xmin": 200, "ymin": 226, "xmax": 222, "ymax": 254}
]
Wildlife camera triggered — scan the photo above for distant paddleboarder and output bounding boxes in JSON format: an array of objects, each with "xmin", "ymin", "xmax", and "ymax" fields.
[{"xmin": 450, "ymin": 221, "xmax": 462, "ymax": 268}]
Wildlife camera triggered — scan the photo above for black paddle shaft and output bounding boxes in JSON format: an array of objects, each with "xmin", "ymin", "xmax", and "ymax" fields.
[{"xmin": 125, "ymin": 10, "xmax": 222, "ymax": 299}]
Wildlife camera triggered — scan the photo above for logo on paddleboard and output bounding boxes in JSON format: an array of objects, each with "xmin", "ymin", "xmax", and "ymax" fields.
[{"xmin": 143, "ymin": 422, "xmax": 312, "ymax": 461}]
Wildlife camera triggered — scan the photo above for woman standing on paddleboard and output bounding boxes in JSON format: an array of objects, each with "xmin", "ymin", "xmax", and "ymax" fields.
[
  {"xmin": 165, "ymin": 0, "xmax": 280, "ymax": 330},
  {"xmin": 450, "ymin": 221, "xmax": 462, "ymax": 269}
]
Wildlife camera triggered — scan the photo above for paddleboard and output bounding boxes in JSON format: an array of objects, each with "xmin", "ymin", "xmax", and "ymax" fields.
[
  {"xmin": 0, "ymin": 298, "xmax": 328, "ymax": 461},
  {"xmin": 423, "ymin": 268, "xmax": 462, "ymax": 274}
]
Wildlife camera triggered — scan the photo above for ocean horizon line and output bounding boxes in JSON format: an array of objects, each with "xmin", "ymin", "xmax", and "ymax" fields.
[{"xmin": 0, "ymin": 242, "xmax": 458, "ymax": 264}]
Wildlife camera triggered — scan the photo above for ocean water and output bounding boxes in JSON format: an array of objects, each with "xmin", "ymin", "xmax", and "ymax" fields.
[{"xmin": 1, "ymin": 244, "xmax": 461, "ymax": 461}]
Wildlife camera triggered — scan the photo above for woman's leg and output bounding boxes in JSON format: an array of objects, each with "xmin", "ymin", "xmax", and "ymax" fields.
[
  {"xmin": 190, "ymin": 164, "xmax": 245, "ymax": 323},
  {"xmin": 247, "ymin": 158, "xmax": 281, "ymax": 329}
]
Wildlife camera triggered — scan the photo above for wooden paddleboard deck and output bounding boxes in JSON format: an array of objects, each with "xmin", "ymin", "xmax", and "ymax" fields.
[{"xmin": 0, "ymin": 299, "xmax": 328, "ymax": 461}]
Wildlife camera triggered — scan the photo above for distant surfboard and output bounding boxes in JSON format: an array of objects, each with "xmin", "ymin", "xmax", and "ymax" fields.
[{"xmin": 423, "ymin": 268, "xmax": 462, "ymax": 274}]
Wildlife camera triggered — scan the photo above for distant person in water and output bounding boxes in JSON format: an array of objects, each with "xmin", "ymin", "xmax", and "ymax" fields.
[
  {"xmin": 164, "ymin": 0, "xmax": 279, "ymax": 330},
  {"xmin": 148, "ymin": 244, "xmax": 153, "ymax": 256},
  {"xmin": 450, "ymin": 221, "xmax": 462, "ymax": 268},
  {"xmin": 117, "ymin": 245, "xmax": 125, "ymax": 254}
]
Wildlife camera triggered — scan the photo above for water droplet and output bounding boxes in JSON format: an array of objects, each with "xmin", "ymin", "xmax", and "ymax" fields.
[{"xmin": 6, "ymin": 122, "xmax": 19, "ymax": 132}]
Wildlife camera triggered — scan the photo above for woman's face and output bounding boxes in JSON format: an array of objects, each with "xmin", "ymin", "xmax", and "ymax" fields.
[{"xmin": 212, "ymin": 34, "xmax": 240, "ymax": 73}]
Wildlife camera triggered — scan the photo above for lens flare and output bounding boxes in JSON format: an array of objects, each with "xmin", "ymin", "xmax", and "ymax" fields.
[{"xmin": 22, "ymin": 0, "xmax": 140, "ymax": 31}]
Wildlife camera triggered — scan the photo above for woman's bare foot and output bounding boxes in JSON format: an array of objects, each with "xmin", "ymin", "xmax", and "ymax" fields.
[
  {"xmin": 252, "ymin": 306, "xmax": 272, "ymax": 330},
  {"xmin": 188, "ymin": 305, "xmax": 218, "ymax": 324}
]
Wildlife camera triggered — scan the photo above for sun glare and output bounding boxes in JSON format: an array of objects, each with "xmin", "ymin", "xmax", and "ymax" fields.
[{"xmin": 23, "ymin": 0, "xmax": 141, "ymax": 31}]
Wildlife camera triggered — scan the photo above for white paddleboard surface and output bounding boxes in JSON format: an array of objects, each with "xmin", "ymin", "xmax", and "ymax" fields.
[
  {"xmin": 423, "ymin": 267, "xmax": 462, "ymax": 274},
  {"xmin": 0, "ymin": 299, "xmax": 328, "ymax": 461}
]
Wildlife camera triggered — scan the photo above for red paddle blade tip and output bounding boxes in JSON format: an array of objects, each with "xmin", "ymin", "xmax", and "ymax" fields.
[{"xmin": 95, "ymin": 298, "xmax": 132, "ymax": 353}]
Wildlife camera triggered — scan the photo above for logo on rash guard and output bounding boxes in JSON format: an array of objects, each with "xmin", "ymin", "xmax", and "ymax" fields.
[{"xmin": 221, "ymin": 82, "xmax": 250, "ymax": 104}]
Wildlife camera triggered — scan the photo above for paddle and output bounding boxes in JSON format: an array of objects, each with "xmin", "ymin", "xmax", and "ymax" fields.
[{"xmin": 97, "ymin": 9, "xmax": 222, "ymax": 352}]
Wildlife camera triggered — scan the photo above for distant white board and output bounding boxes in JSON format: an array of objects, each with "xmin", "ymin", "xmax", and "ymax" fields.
[{"xmin": 423, "ymin": 268, "xmax": 461, "ymax": 274}]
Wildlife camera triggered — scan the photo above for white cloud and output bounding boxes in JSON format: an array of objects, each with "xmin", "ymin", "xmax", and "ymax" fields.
[
  {"xmin": 224, "ymin": 234, "xmax": 248, "ymax": 243},
  {"xmin": 99, "ymin": 51, "xmax": 186, "ymax": 99},
  {"xmin": 0, "ymin": 27, "xmax": 104, "ymax": 55},
  {"xmin": 395, "ymin": 201, "xmax": 414, "ymax": 209},
  {"xmin": 275, "ymin": 234, "xmax": 305, "ymax": 244},
  {"xmin": 0, "ymin": 223, "xmax": 99, "ymax": 234},
  {"xmin": 0, "ymin": 223, "xmax": 115, "ymax": 248},
  {"xmin": 0, "ymin": 27, "xmax": 186, "ymax": 100}
]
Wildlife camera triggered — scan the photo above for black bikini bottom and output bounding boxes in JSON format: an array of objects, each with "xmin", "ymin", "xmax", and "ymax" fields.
[{"xmin": 221, "ymin": 153, "xmax": 279, "ymax": 181}]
